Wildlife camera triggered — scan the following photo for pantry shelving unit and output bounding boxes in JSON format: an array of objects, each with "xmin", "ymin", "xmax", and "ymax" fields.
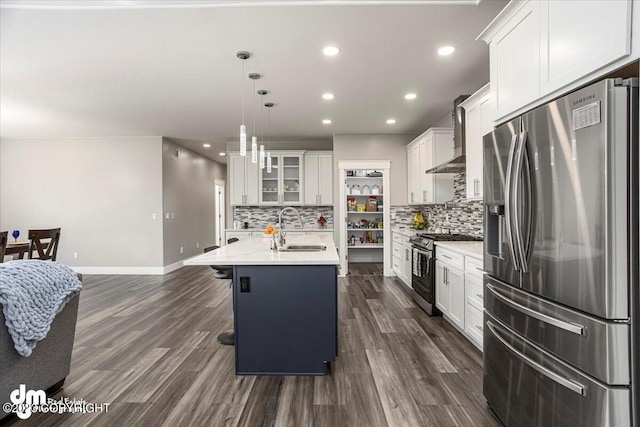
[{"xmin": 338, "ymin": 160, "xmax": 391, "ymax": 277}]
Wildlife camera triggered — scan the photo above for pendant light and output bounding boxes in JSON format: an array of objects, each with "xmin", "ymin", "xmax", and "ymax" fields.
[
  {"xmin": 258, "ymin": 89, "xmax": 268, "ymax": 169},
  {"xmin": 236, "ymin": 51, "xmax": 250, "ymax": 156},
  {"xmin": 248, "ymin": 73, "xmax": 260, "ymax": 164},
  {"xmin": 265, "ymin": 102, "xmax": 274, "ymax": 173}
]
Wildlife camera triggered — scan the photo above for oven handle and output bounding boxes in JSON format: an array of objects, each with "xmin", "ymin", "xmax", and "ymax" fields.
[{"xmin": 412, "ymin": 247, "xmax": 432, "ymax": 257}]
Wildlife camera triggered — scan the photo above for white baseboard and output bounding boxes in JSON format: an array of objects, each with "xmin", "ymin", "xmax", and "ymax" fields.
[
  {"xmin": 162, "ymin": 260, "xmax": 185, "ymax": 274},
  {"xmin": 72, "ymin": 258, "xmax": 188, "ymax": 276},
  {"xmin": 72, "ymin": 266, "xmax": 166, "ymax": 275}
]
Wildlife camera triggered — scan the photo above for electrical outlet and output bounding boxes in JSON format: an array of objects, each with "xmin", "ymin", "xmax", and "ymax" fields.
[
  {"xmin": 73, "ymin": 252, "xmax": 78, "ymax": 259},
  {"xmin": 240, "ymin": 277, "xmax": 251, "ymax": 292},
  {"xmin": 180, "ymin": 246, "xmax": 184, "ymax": 254},
  {"xmin": 165, "ymin": 213, "xmax": 170, "ymax": 220},
  {"xmin": 196, "ymin": 243, "xmax": 199, "ymax": 249},
  {"xmin": 152, "ymin": 213, "xmax": 157, "ymax": 220}
]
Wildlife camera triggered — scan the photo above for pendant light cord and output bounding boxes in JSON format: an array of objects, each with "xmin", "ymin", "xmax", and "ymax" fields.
[
  {"xmin": 252, "ymin": 79, "xmax": 256, "ymax": 136},
  {"xmin": 260, "ymin": 94, "xmax": 264, "ymax": 142},
  {"xmin": 241, "ymin": 60, "xmax": 245, "ymax": 124}
]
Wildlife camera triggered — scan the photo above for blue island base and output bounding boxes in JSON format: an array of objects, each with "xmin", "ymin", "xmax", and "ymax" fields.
[{"xmin": 233, "ymin": 265, "xmax": 338, "ymax": 376}]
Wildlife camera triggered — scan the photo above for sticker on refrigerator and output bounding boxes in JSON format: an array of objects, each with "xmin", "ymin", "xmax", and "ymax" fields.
[{"xmin": 572, "ymin": 101, "xmax": 600, "ymax": 131}]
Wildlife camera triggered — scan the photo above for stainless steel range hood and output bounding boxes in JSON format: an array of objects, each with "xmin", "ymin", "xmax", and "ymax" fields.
[{"xmin": 425, "ymin": 95, "xmax": 469, "ymax": 174}]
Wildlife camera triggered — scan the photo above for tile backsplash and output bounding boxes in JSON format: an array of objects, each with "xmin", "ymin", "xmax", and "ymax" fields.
[
  {"xmin": 232, "ymin": 206, "xmax": 334, "ymax": 229},
  {"xmin": 391, "ymin": 172, "xmax": 483, "ymax": 237}
]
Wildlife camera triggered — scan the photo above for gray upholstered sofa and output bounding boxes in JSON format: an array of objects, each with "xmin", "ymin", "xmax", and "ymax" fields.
[{"xmin": 0, "ymin": 275, "xmax": 81, "ymax": 420}]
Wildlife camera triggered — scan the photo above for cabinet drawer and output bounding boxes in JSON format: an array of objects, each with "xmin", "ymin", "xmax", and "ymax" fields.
[
  {"xmin": 392, "ymin": 233, "xmax": 404, "ymax": 244},
  {"xmin": 465, "ymin": 256, "xmax": 484, "ymax": 277},
  {"xmin": 392, "ymin": 244, "xmax": 402, "ymax": 258},
  {"xmin": 392, "ymin": 256, "xmax": 402, "ymax": 273},
  {"xmin": 465, "ymin": 303, "xmax": 483, "ymax": 345},
  {"xmin": 436, "ymin": 247, "xmax": 464, "ymax": 270},
  {"xmin": 466, "ymin": 274, "xmax": 484, "ymax": 311}
]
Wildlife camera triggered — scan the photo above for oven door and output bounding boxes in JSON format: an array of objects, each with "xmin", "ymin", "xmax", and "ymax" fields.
[{"xmin": 411, "ymin": 247, "xmax": 432, "ymax": 302}]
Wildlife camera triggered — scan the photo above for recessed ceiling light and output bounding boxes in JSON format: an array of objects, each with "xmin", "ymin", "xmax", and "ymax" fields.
[
  {"xmin": 323, "ymin": 46, "xmax": 340, "ymax": 56},
  {"xmin": 438, "ymin": 46, "xmax": 456, "ymax": 56},
  {"xmin": 404, "ymin": 93, "xmax": 417, "ymax": 100},
  {"xmin": 322, "ymin": 93, "xmax": 334, "ymax": 100},
  {"xmin": 386, "ymin": 119, "xmax": 396, "ymax": 124},
  {"xmin": 219, "ymin": 152, "xmax": 226, "ymax": 156},
  {"xmin": 322, "ymin": 119, "xmax": 332, "ymax": 124},
  {"xmin": 203, "ymin": 143, "xmax": 211, "ymax": 148}
]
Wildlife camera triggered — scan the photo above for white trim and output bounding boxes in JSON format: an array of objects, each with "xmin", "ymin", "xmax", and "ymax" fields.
[
  {"xmin": 0, "ymin": 1, "xmax": 479, "ymax": 10},
  {"xmin": 163, "ymin": 259, "xmax": 186, "ymax": 274},
  {"xmin": 71, "ymin": 266, "xmax": 167, "ymax": 275},
  {"xmin": 338, "ymin": 160, "xmax": 391, "ymax": 170},
  {"xmin": 71, "ymin": 258, "xmax": 188, "ymax": 275}
]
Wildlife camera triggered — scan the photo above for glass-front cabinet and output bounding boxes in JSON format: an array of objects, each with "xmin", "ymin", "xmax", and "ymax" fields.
[{"xmin": 259, "ymin": 152, "xmax": 303, "ymax": 205}]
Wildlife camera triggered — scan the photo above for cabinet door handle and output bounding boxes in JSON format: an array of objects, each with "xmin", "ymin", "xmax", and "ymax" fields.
[
  {"xmin": 423, "ymin": 190, "xmax": 426, "ymax": 201},
  {"xmin": 475, "ymin": 293, "xmax": 484, "ymax": 299},
  {"xmin": 444, "ymin": 267, "xmax": 448, "ymax": 284},
  {"xmin": 475, "ymin": 325, "xmax": 483, "ymax": 331},
  {"xmin": 405, "ymin": 248, "xmax": 410, "ymax": 261},
  {"xmin": 441, "ymin": 254, "xmax": 452, "ymax": 260},
  {"xmin": 411, "ymin": 192, "xmax": 414, "ymax": 203}
]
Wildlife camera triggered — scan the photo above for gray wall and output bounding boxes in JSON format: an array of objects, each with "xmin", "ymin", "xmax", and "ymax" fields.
[
  {"xmin": 0, "ymin": 137, "xmax": 164, "ymax": 267},
  {"xmin": 162, "ymin": 139, "xmax": 226, "ymax": 265},
  {"xmin": 332, "ymin": 134, "xmax": 415, "ymax": 206}
]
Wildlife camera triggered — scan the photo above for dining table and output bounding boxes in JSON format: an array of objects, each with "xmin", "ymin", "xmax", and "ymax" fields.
[{"xmin": 5, "ymin": 242, "xmax": 30, "ymax": 259}]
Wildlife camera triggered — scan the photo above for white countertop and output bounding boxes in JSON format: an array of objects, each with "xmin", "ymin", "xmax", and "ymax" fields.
[
  {"xmin": 435, "ymin": 241, "xmax": 484, "ymax": 259},
  {"xmin": 184, "ymin": 234, "xmax": 339, "ymax": 266},
  {"xmin": 390, "ymin": 227, "xmax": 422, "ymax": 238},
  {"xmin": 226, "ymin": 228, "xmax": 334, "ymax": 232}
]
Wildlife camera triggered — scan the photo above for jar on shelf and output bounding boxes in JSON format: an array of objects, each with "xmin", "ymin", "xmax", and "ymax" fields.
[
  {"xmin": 347, "ymin": 185, "xmax": 352, "ymax": 195},
  {"xmin": 371, "ymin": 184, "xmax": 380, "ymax": 195},
  {"xmin": 362, "ymin": 184, "xmax": 371, "ymax": 194},
  {"xmin": 352, "ymin": 185, "xmax": 361, "ymax": 195}
]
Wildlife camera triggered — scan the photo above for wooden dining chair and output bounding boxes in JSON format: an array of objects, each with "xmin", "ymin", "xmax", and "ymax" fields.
[
  {"xmin": 28, "ymin": 228, "xmax": 61, "ymax": 261},
  {"xmin": 0, "ymin": 231, "xmax": 7, "ymax": 263}
]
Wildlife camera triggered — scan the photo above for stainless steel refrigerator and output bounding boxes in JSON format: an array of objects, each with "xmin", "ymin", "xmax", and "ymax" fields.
[{"xmin": 483, "ymin": 78, "xmax": 639, "ymax": 427}]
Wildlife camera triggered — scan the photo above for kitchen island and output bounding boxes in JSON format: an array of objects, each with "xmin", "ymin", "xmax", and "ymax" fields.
[{"xmin": 184, "ymin": 234, "xmax": 339, "ymax": 376}]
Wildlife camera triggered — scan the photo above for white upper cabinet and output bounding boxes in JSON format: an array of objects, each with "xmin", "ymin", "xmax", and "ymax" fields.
[
  {"xmin": 229, "ymin": 153, "xmax": 259, "ymax": 206},
  {"xmin": 406, "ymin": 142, "xmax": 420, "ymax": 204},
  {"xmin": 260, "ymin": 152, "xmax": 304, "ymax": 206},
  {"xmin": 461, "ymin": 84, "xmax": 491, "ymax": 200},
  {"xmin": 479, "ymin": 0, "xmax": 635, "ymax": 122},
  {"xmin": 489, "ymin": 0, "xmax": 540, "ymax": 121},
  {"xmin": 406, "ymin": 128, "xmax": 454, "ymax": 205},
  {"xmin": 304, "ymin": 152, "xmax": 333, "ymax": 206},
  {"xmin": 540, "ymin": 0, "xmax": 632, "ymax": 94}
]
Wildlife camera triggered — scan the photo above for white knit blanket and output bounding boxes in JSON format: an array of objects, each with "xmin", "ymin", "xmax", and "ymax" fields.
[{"xmin": 0, "ymin": 260, "xmax": 82, "ymax": 357}]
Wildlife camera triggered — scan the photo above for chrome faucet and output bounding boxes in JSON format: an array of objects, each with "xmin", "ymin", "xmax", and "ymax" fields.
[{"xmin": 277, "ymin": 207, "xmax": 304, "ymax": 247}]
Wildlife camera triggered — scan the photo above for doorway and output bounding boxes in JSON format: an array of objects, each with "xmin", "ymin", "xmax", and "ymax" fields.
[{"xmin": 215, "ymin": 179, "xmax": 226, "ymax": 246}]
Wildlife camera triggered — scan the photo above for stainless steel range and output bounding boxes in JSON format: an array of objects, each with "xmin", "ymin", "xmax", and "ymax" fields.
[{"xmin": 409, "ymin": 233, "xmax": 482, "ymax": 316}]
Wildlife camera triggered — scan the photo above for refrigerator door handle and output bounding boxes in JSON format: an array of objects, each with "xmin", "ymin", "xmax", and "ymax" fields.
[
  {"xmin": 513, "ymin": 131, "xmax": 529, "ymax": 273},
  {"xmin": 486, "ymin": 320, "xmax": 586, "ymax": 396},
  {"xmin": 486, "ymin": 283, "xmax": 585, "ymax": 335},
  {"xmin": 504, "ymin": 133, "xmax": 520, "ymax": 271}
]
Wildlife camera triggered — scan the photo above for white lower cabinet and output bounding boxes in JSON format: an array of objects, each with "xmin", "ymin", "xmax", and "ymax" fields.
[
  {"xmin": 392, "ymin": 232, "xmax": 412, "ymax": 287},
  {"xmin": 436, "ymin": 245, "xmax": 484, "ymax": 351},
  {"xmin": 435, "ymin": 259, "xmax": 464, "ymax": 330}
]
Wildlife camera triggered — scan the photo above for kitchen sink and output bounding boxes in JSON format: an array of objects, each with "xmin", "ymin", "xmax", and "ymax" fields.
[{"xmin": 279, "ymin": 244, "xmax": 327, "ymax": 252}]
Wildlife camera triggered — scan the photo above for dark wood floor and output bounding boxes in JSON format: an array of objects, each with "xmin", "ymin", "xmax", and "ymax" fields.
[{"xmin": 5, "ymin": 263, "xmax": 501, "ymax": 427}]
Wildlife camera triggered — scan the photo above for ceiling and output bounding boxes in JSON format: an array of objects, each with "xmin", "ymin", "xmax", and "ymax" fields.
[{"xmin": 0, "ymin": 0, "xmax": 507, "ymax": 162}]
